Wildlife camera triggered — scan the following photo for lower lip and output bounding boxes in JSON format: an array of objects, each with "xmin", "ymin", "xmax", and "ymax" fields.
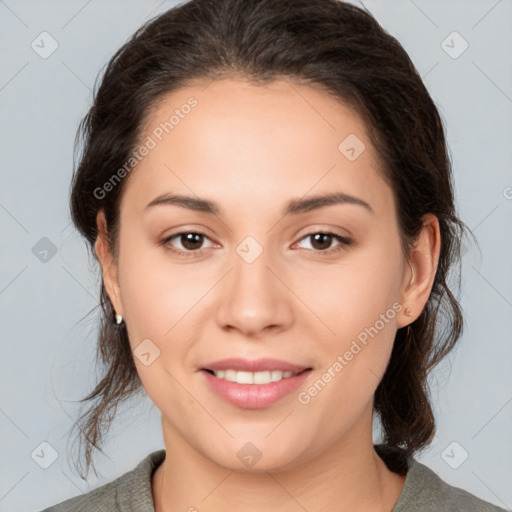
[{"xmin": 201, "ymin": 370, "xmax": 311, "ymax": 409}]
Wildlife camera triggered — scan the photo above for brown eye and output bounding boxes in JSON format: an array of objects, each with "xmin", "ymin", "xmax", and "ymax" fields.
[
  {"xmin": 295, "ymin": 232, "xmax": 352, "ymax": 254},
  {"xmin": 178, "ymin": 232, "xmax": 204, "ymax": 250},
  {"xmin": 310, "ymin": 233, "xmax": 334, "ymax": 251},
  {"xmin": 162, "ymin": 231, "xmax": 215, "ymax": 257}
]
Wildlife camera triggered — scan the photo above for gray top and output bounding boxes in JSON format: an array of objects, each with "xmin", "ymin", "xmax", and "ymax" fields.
[{"xmin": 39, "ymin": 447, "xmax": 507, "ymax": 511}]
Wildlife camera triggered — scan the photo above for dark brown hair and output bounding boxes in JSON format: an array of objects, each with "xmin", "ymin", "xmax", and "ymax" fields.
[{"xmin": 67, "ymin": 0, "xmax": 473, "ymax": 478}]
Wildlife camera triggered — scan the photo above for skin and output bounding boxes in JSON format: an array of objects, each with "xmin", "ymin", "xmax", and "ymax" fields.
[{"xmin": 95, "ymin": 77, "xmax": 441, "ymax": 512}]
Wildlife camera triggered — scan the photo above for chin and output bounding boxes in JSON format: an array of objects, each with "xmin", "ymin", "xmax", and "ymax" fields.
[{"xmin": 200, "ymin": 437, "xmax": 309, "ymax": 474}]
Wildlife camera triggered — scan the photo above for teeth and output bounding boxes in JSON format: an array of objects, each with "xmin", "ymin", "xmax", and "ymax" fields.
[
  {"xmin": 236, "ymin": 371, "xmax": 254, "ymax": 384},
  {"xmin": 211, "ymin": 369, "xmax": 296, "ymax": 384}
]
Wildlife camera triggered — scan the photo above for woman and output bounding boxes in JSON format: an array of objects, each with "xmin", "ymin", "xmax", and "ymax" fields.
[{"xmin": 41, "ymin": 0, "xmax": 506, "ymax": 510}]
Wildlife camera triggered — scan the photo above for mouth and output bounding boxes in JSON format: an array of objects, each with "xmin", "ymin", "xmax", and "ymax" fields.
[
  {"xmin": 202, "ymin": 368, "xmax": 309, "ymax": 384},
  {"xmin": 199, "ymin": 358, "xmax": 313, "ymax": 408}
]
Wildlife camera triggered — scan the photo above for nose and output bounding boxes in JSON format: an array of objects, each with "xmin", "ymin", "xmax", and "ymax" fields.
[{"xmin": 215, "ymin": 241, "xmax": 294, "ymax": 338}]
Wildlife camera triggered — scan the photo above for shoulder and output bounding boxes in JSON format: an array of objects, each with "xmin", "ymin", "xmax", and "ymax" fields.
[
  {"xmin": 38, "ymin": 449, "xmax": 166, "ymax": 512},
  {"xmin": 381, "ymin": 446, "xmax": 507, "ymax": 512}
]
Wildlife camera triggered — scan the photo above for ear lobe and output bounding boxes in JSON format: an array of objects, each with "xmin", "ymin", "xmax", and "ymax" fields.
[
  {"xmin": 94, "ymin": 210, "xmax": 123, "ymax": 316},
  {"xmin": 398, "ymin": 213, "xmax": 441, "ymax": 328}
]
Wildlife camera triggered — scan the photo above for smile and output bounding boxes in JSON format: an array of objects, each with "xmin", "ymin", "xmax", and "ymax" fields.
[
  {"xmin": 205, "ymin": 369, "xmax": 299, "ymax": 384},
  {"xmin": 201, "ymin": 367, "xmax": 312, "ymax": 409}
]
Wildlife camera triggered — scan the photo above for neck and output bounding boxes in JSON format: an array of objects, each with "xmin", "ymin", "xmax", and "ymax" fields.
[{"xmin": 152, "ymin": 413, "xmax": 405, "ymax": 512}]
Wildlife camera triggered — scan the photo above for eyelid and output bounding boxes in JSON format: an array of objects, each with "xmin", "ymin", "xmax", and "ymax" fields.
[
  {"xmin": 292, "ymin": 231, "xmax": 352, "ymax": 253},
  {"xmin": 161, "ymin": 230, "xmax": 216, "ymax": 254},
  {"xmin": 161, "ymin": 228, "xmax": 352, "ymax": 258}
]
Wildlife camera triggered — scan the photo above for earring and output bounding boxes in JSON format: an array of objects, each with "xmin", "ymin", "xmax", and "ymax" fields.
[
  {"xmin": 405, "ymin": 307, "xmax": 412, "ymax": 317},
  {"xmin": 115, "ymin": 314, "xmax": 123, "ymax": 325}
]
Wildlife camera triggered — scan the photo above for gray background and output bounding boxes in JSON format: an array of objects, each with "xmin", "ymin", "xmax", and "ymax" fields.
[{"xmin": 0, "ymin": 0, "xmax": 511, "ymax": 510}]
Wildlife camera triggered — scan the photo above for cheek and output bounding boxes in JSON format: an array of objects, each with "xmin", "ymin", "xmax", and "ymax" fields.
[
  {"xmin": 296, "ymin": 313, "xmax": 397, "ymax": 437},
  {"xmin": 294, "ymin": 240, "xmax": 403, "ymax": 395},
  {"xmin": 117, "ymin": 239, "xmax": 204, "ymax": 340},
  {"xmin": 116, "ymin": 243, "xmax": 219, "ymax": 396},
  {"xmin": 299, "ymin": 245, "xmax": 403, "ymax": 336}
]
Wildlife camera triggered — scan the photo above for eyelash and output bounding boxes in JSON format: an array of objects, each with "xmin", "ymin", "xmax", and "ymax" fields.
[{"xmin": 161, "ymin": 230, "xmax": 352, "ymax": 258}]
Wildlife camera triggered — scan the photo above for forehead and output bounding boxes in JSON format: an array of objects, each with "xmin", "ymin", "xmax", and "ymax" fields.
[{"xmin": 121, "ymin": 77, "xmax": 393, "ymax": 219}]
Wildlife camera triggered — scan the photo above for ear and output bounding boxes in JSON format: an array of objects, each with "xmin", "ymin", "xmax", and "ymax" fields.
[
  {"xmin": 94, "ymin": 209, "xmax": 123, "ymax": 317},
  {"xmin": 397, "ymin": 213, "xmax": 441, "ymax": 329}
]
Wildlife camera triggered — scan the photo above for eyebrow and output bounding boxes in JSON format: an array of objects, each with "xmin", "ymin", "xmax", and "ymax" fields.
[{"xmin": 145, "ymin": 191, "xmax": 374, "ymax": 216}]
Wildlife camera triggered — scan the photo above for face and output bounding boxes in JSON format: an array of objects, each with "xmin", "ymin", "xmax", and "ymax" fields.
[{"xmin": 96, "ymin": 77, "xmax": 438, "ymax": 472}]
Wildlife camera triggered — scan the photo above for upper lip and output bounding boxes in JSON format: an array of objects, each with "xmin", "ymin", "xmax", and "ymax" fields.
[{"xmin": 202, "ymin": 358, "xmax": 311, "ymax": 373}]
